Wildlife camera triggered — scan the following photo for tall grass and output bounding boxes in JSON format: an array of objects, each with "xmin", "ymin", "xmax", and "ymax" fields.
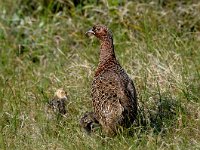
[{"xmin": 0, "ymin": 0, "xmax": 200, "ymax": 149}]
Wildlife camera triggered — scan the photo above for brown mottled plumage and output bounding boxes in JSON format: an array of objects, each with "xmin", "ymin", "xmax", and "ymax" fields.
[
  {"xmin": 48, "ymin": 88, "xmax": 68, "ymax": 115},
  {"xmin": 85, "ymin": 25, "xmax": 137, "ymax": 136}
]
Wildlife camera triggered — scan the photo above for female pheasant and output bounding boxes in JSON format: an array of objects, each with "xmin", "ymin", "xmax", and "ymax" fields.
[{"xmin": 85, "ymin": 25, "xmax": 137, "ymax": 136}]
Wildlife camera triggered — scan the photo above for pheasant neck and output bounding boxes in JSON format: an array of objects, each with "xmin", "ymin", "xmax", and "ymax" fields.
[{"xmin": 99, "ymin": 37, "xmax": 116, "ymax": 64}]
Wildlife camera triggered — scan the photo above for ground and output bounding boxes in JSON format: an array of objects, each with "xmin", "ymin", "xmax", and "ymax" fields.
[{"xmin": 0, "ymin": 0, "xmax": 200, "ymax": 149}]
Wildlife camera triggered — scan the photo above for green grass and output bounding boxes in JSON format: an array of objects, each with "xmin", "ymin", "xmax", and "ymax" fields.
[{"xmin": 0, "ymin": 0, "xmax": 200, "ymax": 149}]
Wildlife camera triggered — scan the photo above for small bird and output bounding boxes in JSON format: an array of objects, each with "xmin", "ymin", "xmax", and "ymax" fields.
[
  {"xmin": 85, "ymin": 25, "xmax": 137, "ymax": 136},
  {"xmin": 48, "ymin": 88, "xmax": 68, "ymax": 115},
  {"xmin": 79, "ymin": 112, "xmax": 99, "ymax": 134}
]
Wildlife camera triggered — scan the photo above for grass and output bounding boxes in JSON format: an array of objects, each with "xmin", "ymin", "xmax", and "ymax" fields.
[{"xmin": 0, "ymin": 0, "xmax": 200, "ymax": 149}]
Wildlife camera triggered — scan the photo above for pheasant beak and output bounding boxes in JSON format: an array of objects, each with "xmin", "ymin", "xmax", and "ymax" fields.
[
  {"xmin": 85, "ymin": 29, "xmax": 95, "ymax": 36},
  {"xmin": 63, "ymin": 96, "xmax": 68, "ymax": 100}
]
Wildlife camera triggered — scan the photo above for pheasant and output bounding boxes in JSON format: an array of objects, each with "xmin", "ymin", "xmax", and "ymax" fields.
[
  {"xmin": 79, "ymin": 112, "xmax": 99, "ymax": 134},
  {"xmin": 48, "ymin": 88, "xmax": 68, "ymax": 115},
  {"xmin": 85, "ymin": 25, "xmax": 137, "ymax": 136}
]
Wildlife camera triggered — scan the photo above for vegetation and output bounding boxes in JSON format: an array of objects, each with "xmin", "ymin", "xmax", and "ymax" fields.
[{"xmin": 0, "ymin": 0, "xmax": 200, "ymax": 149}]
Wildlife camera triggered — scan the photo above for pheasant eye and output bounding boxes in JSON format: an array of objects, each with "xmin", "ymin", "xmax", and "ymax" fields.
[{"xmin": 95, "ymin": 27, "xmax": 100, "ymax": 32}]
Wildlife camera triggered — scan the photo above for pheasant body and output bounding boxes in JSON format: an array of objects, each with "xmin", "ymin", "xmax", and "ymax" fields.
[{"xmin": 85, "ymin": 25, "xmax": 137, "ymax": 136}]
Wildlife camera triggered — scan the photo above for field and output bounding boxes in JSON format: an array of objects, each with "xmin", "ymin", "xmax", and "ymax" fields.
[{"xmin": 0, "ymin": 0, "xmax": 200, "ymax": 149}]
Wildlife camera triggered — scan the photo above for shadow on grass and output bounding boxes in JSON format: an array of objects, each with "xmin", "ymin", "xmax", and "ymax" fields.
[{"xmin": 133, "ymin": 92, "xmax": 182, "ymax": 136}]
